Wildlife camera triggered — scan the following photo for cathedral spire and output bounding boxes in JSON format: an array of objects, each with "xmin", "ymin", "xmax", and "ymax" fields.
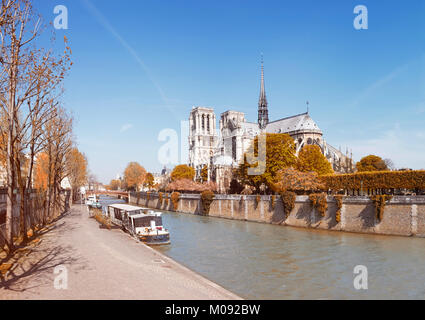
[{"xmin": 258, "ymin": 54, "xmax": 269, "ymax": 129}]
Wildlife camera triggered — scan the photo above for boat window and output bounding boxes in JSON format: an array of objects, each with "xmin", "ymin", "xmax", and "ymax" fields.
[
  {"xmin": 114, "ymin": 208, "xmax": 122, "ymax": 220},
  {"xmin": 133, "ymin": 216, "xmax": 163, "ymax": 228}
]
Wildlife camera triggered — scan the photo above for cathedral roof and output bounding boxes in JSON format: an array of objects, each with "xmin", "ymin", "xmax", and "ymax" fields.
[{"xmin": 265, "ymin": 112, "xmax": 322, "ymax": 135}]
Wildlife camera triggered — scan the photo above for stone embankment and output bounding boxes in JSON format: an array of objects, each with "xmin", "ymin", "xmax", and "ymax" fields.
[{"xmin": 130, "ymin": 192, "xmax": 425, "ymax": 238}]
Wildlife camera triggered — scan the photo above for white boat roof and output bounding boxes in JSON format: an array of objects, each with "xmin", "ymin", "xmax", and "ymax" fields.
[
  {"xmin": 108, "ymin": 204, "xmax": 145, "ymax": 212},
  {"xmin": 131, "ymin": 212, "xmax": 162, "ymax": 219}
]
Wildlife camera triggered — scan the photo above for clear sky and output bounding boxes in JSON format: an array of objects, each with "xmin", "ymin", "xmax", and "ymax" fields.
[{"xmin": 35, "ymin": 0, "xmax": 425, "ymax": 183}]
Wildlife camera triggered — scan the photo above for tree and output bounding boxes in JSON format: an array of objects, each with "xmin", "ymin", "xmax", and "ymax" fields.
[
  {"xmin": 66, "ymin": 148, "xmax": 88, "ymax": 200},
  {"xmin": 108, "ymin": 179, "xmax": 121, "ymax": 191},
  {"xmin": 356, "ymin": 155, "xmax": 388, "ymax": 172},
  {"xmin": 171, "ymin": 164, "xmax": 195, "ymax": 182},
  {"xmin": 123, "ymin": 162, "xmax": 147, "ymax": 191},
  {"xmin": 144, "ymin": 172, "xmax": 155, "ymax": 190},
  {"xmin": 273, "ymin": 167, "xmax": 325, "ymax": 193},
  {"xmin": 34, "ymin": 152, "xmax": 49, "ymax": 191},
  {"xmin": 229, "ymin": 178, "xmax": 244, "ymax": 194},
  {"xmin": 165, "ymin": 179, "xmax": 217, "ymax": 193},
  {"xmin": 200, "ymin": 165, "xmax": 208, "ymax": 182},
  {"xmin": 0, "ymin": 0, "xmax": 72, "ymax": 251},
  {"xmin": 296, "ymin": 145, "xmax": 334, "ymax": 176},
  {"xmin": 384, "ymin": 158, "xmax": 395, "ymax": 171},
  {"xmin": 236, "ymin": 133, "xmax": 297, "ymax": 193}
]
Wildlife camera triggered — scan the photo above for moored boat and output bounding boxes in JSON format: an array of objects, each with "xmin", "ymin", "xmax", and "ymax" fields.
[
  {"xmin": 86, "ymin": 195, "xmax": 102, "ymax": 209},
  {"xmin": 106, "ymin": 204, "xmax": 170, "ymax": 245}
]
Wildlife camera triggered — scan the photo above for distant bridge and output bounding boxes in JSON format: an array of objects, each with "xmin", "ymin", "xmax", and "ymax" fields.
[{"xmin": 86, "ymin": 190, "xmax": 129, "ymax": 200}]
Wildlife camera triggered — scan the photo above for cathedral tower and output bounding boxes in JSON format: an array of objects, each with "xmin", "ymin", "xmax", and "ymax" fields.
[{"xmin": 258, "ymin": 56, "xmax": 269, "ymax": 130}]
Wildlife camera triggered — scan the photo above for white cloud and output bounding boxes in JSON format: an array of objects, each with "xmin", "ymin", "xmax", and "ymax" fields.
[{"xmin": 120, "ymin": 123, "xmax": 133, "ymax": 133}]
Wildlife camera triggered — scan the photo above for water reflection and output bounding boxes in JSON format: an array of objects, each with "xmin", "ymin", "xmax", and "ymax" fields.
[{"xmin": 154, "ymin": 210, "xmax": 425, "ymax": 300}]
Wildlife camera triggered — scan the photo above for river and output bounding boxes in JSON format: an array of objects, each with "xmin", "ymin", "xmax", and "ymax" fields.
[
  {"xmin": 99, "ymin": 197, "xmax": 425, "ymax": 300},
  {"xmin": 155, "ymin": 210, "xmax": 425, "ymax": 300}
]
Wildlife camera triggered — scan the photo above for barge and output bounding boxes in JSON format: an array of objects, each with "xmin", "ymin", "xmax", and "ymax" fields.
[{"xmin": 106, "ymin": 204, "xmax": 170, "ymax": 245}]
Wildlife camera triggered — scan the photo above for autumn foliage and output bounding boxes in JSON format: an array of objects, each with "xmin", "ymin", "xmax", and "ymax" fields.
[
  {"xmin": 201, "ymin": 190, "xmax": 215, "ymax": 215},
  {"xmin": 309, "ymin": 193, "xmax": 328, "ymax": 217},
  {"xmin": 297, "ymin": 145, "xmax": 333, "ymax": 176},
  {"xmin": 237, "ymin": 133, "xmax": 297, "ymax": 192},
  {"xmin": 273, "ymin": 167, "xmax": 325, "ymax": 193},
  {"xmin": 144, "ymin": 173, "xmax": 155, "ymax": 189},
  {"xmin": 320, "ymin": 170, "xmax": 425, "ymax": 192},
  {"xmin": 123, "ymin": 162, "xmax": 147, "ymax": 191},
  {"xmin": 356, "ymin": 155, "xmax": 388, "ymax": 172},
  {"xmin": 66, "ymin": 148, "xmax": 88, "ymax": 193},
  {"xmin": 108, "ymin": 179, "xmax": 121, "ymax": 191},
  {"xmin": 166, "ymin": 179, "xmax": 217, "ymax": 193},
  {"xmin": 171, "ymin": 165, "xmax": 195, "ymax": 182},
  {"xmin": 34, "ymin": 153, "xmax": 49, "ymax": 191},
  {"xmin": 171, "ymin": 192, "xmax": 180, "ymax": 211}
]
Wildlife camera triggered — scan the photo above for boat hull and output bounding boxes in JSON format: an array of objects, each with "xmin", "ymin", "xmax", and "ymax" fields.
[{"xmin": 139, "ymin": 233, "xmax": 170, "ymax": 246}]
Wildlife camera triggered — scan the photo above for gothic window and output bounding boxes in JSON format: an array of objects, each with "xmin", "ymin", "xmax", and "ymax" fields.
[
  {"xmin": 193, "ymin": 115, "xmax": 196, "ymax": 130},
  {"xmin": 307, "ymin": 138, "xmax": 313, "ymax": 145},
  {"xmin": 232, "ymin": 137, "xmax": 237, "ymax": 161},
  {"xmin": 202, "ymin": 115, "xmax": 205, "ymax": 130},
  {"xmin": 207, "ymin": 115, "xmax": 210, "ymax": 132}
]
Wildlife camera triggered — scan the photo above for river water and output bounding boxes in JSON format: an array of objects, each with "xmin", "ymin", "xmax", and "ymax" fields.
[
  {"xmin": 99, "ymin": 197, "xmax": 425, "ymax": 300},
  {"xmin": 155, "ymin": 210, "xmax": 425, "ymax": 300}
]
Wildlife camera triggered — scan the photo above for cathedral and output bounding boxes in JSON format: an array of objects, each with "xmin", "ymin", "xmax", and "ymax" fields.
[{"xmin": 188, "ymin": 60, "xmax": 353, "ymax": 193}]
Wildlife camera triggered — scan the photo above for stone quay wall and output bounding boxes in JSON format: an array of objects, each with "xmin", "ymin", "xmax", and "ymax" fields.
[{"xmin": 129, "ymin": 192, "xmax": 425, "ymax": 238}]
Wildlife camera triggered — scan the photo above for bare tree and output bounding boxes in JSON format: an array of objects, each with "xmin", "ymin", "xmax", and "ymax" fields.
[
  {"xmin": 0, "ymin": 0, "xmax": 72, "ymax": 251},
  {"xmin": 384, "ymin": 158, "xmax": 396, "ymax": 171},
  {"xmin": 0, "ymin": 0, "xmax": 41, "ymax": 251}
]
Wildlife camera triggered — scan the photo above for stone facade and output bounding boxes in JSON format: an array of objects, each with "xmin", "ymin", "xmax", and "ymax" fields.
[
  {"xmin": 188, "ymin": 61, "xmax": 354, "ymax": 193},
  {"xmin": 130, "ymin": 192, "xmax": 425, "ymax": 238}
]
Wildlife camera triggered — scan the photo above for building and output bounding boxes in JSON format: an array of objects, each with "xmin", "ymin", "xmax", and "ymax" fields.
[
  {"xmin": 188, "ymin": 60, "xmax": 354, "ymax": 193},
  {"xmin": 153, "ymin": 167, "xmax": 171, "ymax": 190}
]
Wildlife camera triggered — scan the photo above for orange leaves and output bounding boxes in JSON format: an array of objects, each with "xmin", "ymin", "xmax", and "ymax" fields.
[
  {"xmin": 297, "ymin": 145, "xmax": 334, "ymax": 176},
  {"xmin": 123, "ymin": 162, "xmax": 147, "ymax": 191},
  {"xmin": 166, "ymin": 179, "xmax": 217, "ymax": 193},
  {"xmin": 34, "ymin": 152, "xmax": 49, "ymax": 191},
  {"xmin": 171, "ymin": 192, "xmax": 180, "ymax": 211},
  {"xmin": 320, "ymin": 170, "xmax": 425, "ymax": 191},
  {"xmin": 108, "ymin": 179, "xmax": 121, "ymax": 191},
  {"xmin": 201, "ymin": 190, "xmax": 215, "ymax": 215},
  {"xmin": 356, "ymin": 155, "xmax": 388, "ymax": 172},
  {"xmin": 171, "ymin": 165, "xmax": 195, "ymax": 182},
  {"xmin": 144, "ymin": 173, "xmax": 155, "ymax": 189},
  {"xmin": 237, "ymin": 133, "xmax": 297, "ymax": 191},
  {"xmin": 309, "ymin": 193, "xmax": 328, "ymax": 217},
  {"xmin": 274, "ymin": 167, "xmax": 325, "ymax": 192},
  {"xmin": 67, "ymin": 148, "xmax": 88, "ymax": 188},
  {"xmin": 0, "ymin": 132, "xmax": 7, "ymax": 168}
]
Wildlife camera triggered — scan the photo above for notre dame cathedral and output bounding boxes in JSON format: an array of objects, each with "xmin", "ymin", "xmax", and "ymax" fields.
[{"xmin": 188, "ymin": 60, "xmax": 354, "ymax": 193}]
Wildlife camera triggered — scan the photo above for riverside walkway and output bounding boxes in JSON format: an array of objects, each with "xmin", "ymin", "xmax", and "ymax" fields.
[{"xmin": 0, "ymin": 205, "xmax": 240, "ymax": 300}]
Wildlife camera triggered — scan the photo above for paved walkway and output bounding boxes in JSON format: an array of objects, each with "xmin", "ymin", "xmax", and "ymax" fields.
[{"xmin": 0, "ymin": 205, "xmax": 240, "ymax": 300}]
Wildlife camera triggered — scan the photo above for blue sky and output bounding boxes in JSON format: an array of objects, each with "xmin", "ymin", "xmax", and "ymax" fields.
[{"xmin": 35, "ymin": 0, "xmax": 425, "ymax": 183}]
